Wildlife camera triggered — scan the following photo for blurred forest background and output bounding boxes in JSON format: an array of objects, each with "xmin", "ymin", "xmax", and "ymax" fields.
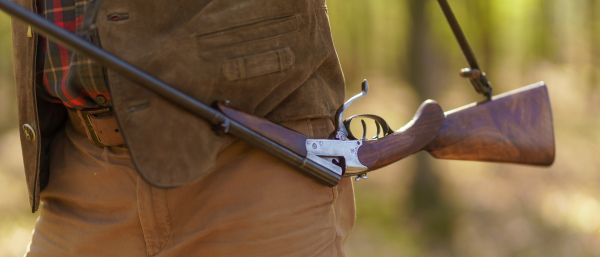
[{"xmin": 0, "ymin": 0, "xmax": 598, "ymax": 256}]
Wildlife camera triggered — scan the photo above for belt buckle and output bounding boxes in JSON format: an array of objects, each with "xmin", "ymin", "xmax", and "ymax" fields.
[{"xmin": 78, "ymin": 107, "xmax": 113, "ymax": 147}]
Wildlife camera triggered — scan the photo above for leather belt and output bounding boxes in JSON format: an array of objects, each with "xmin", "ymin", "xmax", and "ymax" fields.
[{"xmin": 67, "ymin": 108, "xmax": 125, "ymax": 147}]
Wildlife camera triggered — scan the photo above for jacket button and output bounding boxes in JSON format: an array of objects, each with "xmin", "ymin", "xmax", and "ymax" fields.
[
  {"xmin": 95, "ymin": 95, "xmax": 107, "ymax": 104},
  {"xmin": 22, "ymin": 124, "xmax": 36, "ymax": 142}
]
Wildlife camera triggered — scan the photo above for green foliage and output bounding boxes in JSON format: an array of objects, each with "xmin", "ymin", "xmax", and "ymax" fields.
[{"xmin": 0, "ymin": 11, "xmax": 16, "ymax": 134}]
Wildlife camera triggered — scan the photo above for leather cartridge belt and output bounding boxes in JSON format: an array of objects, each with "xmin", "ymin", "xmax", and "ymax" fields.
[{"xmin": 67, "ymin": 108, "xmax": 125, "ymax": 147}]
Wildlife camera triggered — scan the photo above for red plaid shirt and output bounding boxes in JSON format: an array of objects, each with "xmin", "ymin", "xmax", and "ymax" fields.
[{"xmin": 37, "ymin": 0, "xmax": 110, "ymax": 109}]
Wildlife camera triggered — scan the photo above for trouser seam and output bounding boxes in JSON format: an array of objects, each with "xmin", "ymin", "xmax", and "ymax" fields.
[
  {"xmin": 138, "ymin": 177, "xmax": 172, "ymax": 257},
  {"xmin": 331, "ymin": 186, "xmax": 340, "ymax": 257}
]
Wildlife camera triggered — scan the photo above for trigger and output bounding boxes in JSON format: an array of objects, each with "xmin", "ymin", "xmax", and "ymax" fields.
[
  {"xmin": 361, "ymin": 119, "xmax": 367, "ymax": 141},
  {"xmin": 374, "ymin": 120, "xmax": 381, "ymax": 139}
]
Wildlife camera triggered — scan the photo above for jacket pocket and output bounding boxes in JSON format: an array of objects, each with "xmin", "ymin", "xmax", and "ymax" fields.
[
  {"xmin": 195, "ymin": 15, "xmax": 299, "ymax": 50},
  {"xmin": 222, "ymin": 48, "xmax": 295, "ymax": 81}
]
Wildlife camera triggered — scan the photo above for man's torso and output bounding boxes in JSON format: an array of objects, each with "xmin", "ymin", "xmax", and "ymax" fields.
[{"xmin": 12, "ymin": 0, "xmax": 346, "ymax": 211}]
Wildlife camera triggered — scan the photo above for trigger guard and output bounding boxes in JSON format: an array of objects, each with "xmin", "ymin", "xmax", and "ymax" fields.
[{"xmin": 343, "ymin": 114, "xmax": 393, "ymax": 140}]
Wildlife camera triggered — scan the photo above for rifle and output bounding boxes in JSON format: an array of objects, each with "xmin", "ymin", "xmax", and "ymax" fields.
[{"xmin": 0, "ymin": 0, "xmax": 555, "ymax": 186}]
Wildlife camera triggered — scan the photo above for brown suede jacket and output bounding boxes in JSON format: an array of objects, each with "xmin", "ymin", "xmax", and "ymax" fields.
[{"xmin": 11, "ymin": 0, "xmax": 345, "ymax": 212}]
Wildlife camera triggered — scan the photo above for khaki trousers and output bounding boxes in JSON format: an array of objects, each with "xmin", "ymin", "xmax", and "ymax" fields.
[{"xmin": 26, "ymin": 118, "xmax": 355, "ymax": 257}]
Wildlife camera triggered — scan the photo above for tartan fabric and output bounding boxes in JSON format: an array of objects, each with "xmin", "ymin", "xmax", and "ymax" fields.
[{"xmin": 37, "ymin": 0, "xmax": 110, "ymax": 108}]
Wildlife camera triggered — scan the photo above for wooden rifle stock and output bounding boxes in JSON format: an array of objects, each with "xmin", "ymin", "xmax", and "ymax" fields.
[
  {"xmin": 349, "ymin": 82, "xmax": 555, "ymax": 172},
  {"xmin": 425, "ymin": 81, "xmax": 555, "ymax": 165}
]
